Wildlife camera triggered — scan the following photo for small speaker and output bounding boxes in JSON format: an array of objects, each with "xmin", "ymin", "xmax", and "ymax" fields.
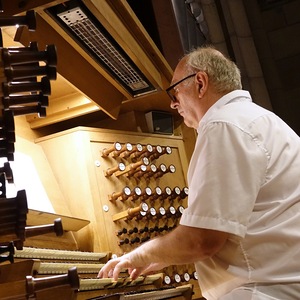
[{"xmin": 145, "ymin": 111, "xmax": 173, "ymax": 134}]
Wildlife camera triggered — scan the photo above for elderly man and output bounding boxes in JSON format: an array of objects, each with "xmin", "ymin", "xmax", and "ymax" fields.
[{"xmin": 98, "ymin": 47, "xmax": 300, "ymax": 300}]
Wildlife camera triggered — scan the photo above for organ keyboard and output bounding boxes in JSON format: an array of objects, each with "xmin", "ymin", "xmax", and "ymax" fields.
[
  {"xmin": 89, "ymin": 284, "xmax": 194, "ymax": 300},
  {"xmin": 11, "ymin": 245, "xmax": 195, "ymax": 299}
]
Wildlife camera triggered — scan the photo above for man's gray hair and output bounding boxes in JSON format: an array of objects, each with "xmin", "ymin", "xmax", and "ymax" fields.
[{"xmin": 185, "ymin": 46, "xmax": 242, "ymax": 93}]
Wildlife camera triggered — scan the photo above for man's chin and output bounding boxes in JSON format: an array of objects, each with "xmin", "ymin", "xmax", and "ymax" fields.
[{"xmin": 183, "ymin": 119, "xmax": 196, "ymax": 129}]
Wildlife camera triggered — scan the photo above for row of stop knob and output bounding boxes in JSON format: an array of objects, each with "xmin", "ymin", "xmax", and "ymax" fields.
[
  {"xmin": 117, "ymin": 225, "xmax": 176, "ymax": 245},
  {"xmin": 101, "ymin": 142, "xmax": 172, "ymax": 160},
  {"xmin": 112, "ymin": 201, "xmax": 185, "ymax": 222},
  {"xmin": 117, "ymin": 215, "xmax": 183, "ymax": 245},
  {"xmin": 109, "ymin": 185, "xmax": 188, "ymax": 202},
  {"xmin": 117, "ymin": 225, "xmax": 177, "ymax": 245},
  {"xmin": 117, "ymin": 223, "xmax": 178, "ymax": 237},
  {"xmin": 117, "ymin": 224, "xmax": 179, "ymax": 246},
  {"xmin": 105, "ymin": 158, "xmax": 176, "ymax": 178}
]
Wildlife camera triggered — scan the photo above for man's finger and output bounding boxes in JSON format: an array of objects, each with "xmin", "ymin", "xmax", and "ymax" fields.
[
  {"xmin": 112, "ymin": 259, "xmax": 131, "ymax": 281},
  {"xmin": 97, "ymin": 259, "xmax": 119, "ymax": 278}
]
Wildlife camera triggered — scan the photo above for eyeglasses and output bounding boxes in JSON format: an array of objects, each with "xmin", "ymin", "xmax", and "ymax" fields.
[{"xmin": 166, "ymin": 73, "xmax": 197, "ymax": 102}]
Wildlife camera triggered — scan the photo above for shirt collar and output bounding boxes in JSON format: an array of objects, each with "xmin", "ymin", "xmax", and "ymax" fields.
[{"xmin": 199, "ymin": 90, "xmax": 252, "ymax": 126}]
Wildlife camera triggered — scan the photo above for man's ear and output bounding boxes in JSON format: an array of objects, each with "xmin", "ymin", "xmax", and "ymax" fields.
[{"xmin": 196, "ymin": 71, "xmax": 208, "ymax": 97}]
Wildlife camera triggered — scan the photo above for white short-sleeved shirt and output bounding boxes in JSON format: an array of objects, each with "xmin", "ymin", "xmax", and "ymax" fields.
[{"xmin": 180, "ymin": 90, "xmax": 300, "ymax": 299}]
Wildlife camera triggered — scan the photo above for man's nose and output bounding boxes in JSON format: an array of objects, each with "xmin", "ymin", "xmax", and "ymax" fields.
[{"xmin": 170, "ymin": 100, "xmax": 178, "ymax": 110}]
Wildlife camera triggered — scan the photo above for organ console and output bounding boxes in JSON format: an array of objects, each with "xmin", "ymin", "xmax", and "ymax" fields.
[{"xmin": 0, "ymin": 6, "xmax": 203, "ymax": 300}]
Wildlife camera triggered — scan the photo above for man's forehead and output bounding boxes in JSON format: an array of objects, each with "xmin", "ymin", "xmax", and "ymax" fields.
[
  {"xmin": 171, "ymin": 61, "xmax": 187, "ymax": 85},
  {"xmin": 171, "ymin": 65, "xmax": 186, "ymax": 85}
]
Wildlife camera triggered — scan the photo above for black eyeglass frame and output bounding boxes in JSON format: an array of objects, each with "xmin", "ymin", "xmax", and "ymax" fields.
[{"xmin": 166, "ymin": 73, "xmax": 197, "ymax": 101}]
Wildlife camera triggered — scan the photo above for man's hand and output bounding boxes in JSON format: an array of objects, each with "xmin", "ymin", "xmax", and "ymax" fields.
[
  {"xmin": 97, "ymin": 255, "xmax": 131, "ymax": 281},
  {"xmin": 97, "ymin": 252, "xmax": 168, "ymax": 281},
  {"xmin": 97, "ymin": 225, "xmax": 228, "ymax": 281}
]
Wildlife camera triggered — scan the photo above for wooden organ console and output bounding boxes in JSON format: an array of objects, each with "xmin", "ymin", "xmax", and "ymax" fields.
[
  {"xmin": 34, "ymin": 127, "xmax": 203, "ymax": 299},
  {"xmin": 0, "ymin": 5, "xmax": 203, "ymax": 300}
]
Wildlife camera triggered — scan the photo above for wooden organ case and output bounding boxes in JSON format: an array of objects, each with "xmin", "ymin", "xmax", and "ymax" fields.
[
  {"xmin": 35, "ymin": 127, "xmax": 203, "ymax": 299},
  {"xmin": 0, "ymin": 1, "xmax": 203, "ymax": 299}
]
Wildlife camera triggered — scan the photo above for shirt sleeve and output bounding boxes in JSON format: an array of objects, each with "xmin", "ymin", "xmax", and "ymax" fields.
[{"xmin": 180, "ymin": 121, "xmax": 268, "ymax": 237}]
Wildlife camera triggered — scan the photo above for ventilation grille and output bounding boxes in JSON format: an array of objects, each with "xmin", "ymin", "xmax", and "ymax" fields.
[{"xmin": 46, "ymin": 1, "xmax": 156, "ymax": 97}]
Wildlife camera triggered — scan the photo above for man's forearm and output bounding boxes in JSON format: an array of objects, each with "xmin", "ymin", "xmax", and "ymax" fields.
[{"xmin": 98, "ymin": 225, "xmax": 228, "ymax": 280}]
